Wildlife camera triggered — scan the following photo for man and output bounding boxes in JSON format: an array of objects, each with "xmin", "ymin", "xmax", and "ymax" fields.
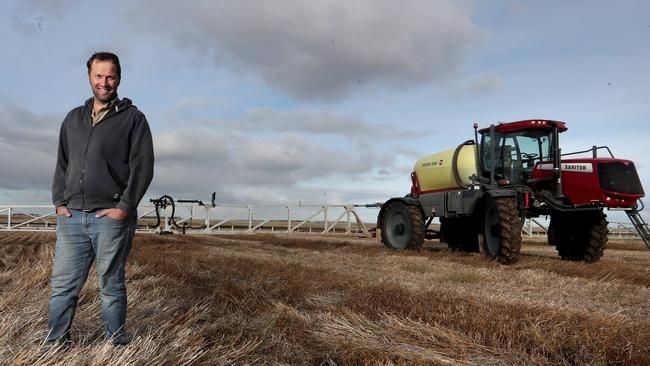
[{"xmin": 46, "ymin": 52, "xmax": 154, "ymax": 346}]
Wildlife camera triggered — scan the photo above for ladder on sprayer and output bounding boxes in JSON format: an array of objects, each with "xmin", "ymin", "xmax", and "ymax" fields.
[{"xmin": 626, "ymin": 200, "xmax": 650, "ymax": 249}]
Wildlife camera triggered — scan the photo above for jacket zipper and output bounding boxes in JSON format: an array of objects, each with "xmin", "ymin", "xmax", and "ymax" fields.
[
  {"xmin": 80, "ymin": 102, "xmax": 121, "ymax": 209},
  {"xmin": 80, "ymin": 122, "xmax": 97, "ymax": 210}
]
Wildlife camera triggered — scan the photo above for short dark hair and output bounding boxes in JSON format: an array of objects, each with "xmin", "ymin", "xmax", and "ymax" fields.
[{"xmin": 86, "ymin": 52, "xmax": 121, "ymax": 78}]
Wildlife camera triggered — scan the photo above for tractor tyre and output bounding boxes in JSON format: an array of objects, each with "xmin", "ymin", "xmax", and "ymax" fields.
[
  {"xmin": 553, "ymin": 211, "xmax": 608, "ymax": 263},
  {"xmin": 584, "ymin": 213, "xmax": 608, "ymax": 262},
  {"xmin": 441, "ymin": 217, "xmax": 479, "ymax": 252},
  {"xmin": 549, "ymin": 213, "xmax": 581, "ymax": 260},
  {"xmin": 479, "ymin": 197, "xmax": 522, "ymax": 264},
  {"xmin": 547, "ymin": 217, "xmax": 557, "ymax": 246},
  {"xmin": 381, "ymin": 201, "xmax": 425, "ymax": 251}
]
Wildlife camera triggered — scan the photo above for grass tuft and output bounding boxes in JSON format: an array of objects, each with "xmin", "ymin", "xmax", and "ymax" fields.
[
  {"xmin": 400, "ymin": 262, "xmax": 432, "ymax": 274},
  {"xmin": 445, "ymin": 271, "xmax": 482, "ymax": 283}
]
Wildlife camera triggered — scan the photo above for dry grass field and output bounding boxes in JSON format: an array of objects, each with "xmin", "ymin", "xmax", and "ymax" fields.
[{"xmin": 0, "ymin": 231, "xmax": 649, "ymax": 365}]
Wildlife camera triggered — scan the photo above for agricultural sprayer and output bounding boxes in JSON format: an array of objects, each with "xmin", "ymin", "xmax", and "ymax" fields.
[{"xmin": 377, "ymin": 119, "xmax": 648, "ymax": 263}]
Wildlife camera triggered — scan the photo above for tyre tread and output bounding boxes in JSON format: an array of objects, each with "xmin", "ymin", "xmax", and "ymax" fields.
[
  {"xmin": 584, "ymin": 213, "xmax": 608, "ymax": 263},
  {"xmin": 494, "ymin": 197, "xmax": 522, "ymax": 264},
  {"xmin": 553, "ymin": 211, "xmax": 608, "ymax": 263},
  {"xmin": 405, "ymin": 205, "xmax": 425, "ymax": 251}
]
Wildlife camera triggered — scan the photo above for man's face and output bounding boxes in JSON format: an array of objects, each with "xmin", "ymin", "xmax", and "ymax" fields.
[{"xmin": 88, "ymin": 60, "xmax": 120, "ymax": 103}]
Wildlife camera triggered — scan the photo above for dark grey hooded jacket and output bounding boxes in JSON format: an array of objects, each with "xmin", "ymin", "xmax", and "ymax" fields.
[{"xmin": 52, "ymin": 97, "xmax": 154, "ymax": 212}]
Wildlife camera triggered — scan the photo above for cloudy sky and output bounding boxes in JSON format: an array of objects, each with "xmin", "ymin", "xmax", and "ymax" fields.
[{"xmin": 1, "ymin": 0, "xmax": 649, "ymax": 222}]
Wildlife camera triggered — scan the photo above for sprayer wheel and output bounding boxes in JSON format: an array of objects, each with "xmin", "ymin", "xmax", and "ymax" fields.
[
  {"xmin": 441, "ymin": 217, "xmax": 479, "ymax": 252},
  {"xmin": 553, "ymin": 210, "xmax": 608, "ymax": 263},
  {"xmin": 381, "ymin": 201, "xmax": 424, "ymax": 251},
  {"xmin": 479, "ymin": 197, "xmax": 522, "ymax": 264},
  {"xmin": 584, "ymin": 213, "xmax": 608, "ymax": 262}
]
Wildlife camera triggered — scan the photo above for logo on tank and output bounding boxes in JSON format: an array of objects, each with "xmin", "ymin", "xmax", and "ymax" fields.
[{"xmin": 421, "ymin": 159, "xmax": 444, "ymax": 167}]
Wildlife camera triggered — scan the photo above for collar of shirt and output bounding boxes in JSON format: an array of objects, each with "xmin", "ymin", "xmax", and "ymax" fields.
[{"xmin": 91, "ymin": 97, "xmax": 119, "ymax": 126}]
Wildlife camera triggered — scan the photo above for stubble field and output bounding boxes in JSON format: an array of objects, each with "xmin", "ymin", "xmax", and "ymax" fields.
[{"xmin": 0, "ymin": 231, "xmax": 649, "ymax": 365}]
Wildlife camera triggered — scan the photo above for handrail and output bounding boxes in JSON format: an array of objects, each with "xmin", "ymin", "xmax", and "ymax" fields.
[{"xmin": 562, "ymin": 145, "xmax": 614, "ymax": 158}]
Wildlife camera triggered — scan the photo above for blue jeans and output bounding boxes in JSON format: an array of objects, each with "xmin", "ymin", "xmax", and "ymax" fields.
[{"xmin": 46, "ymin": 209, "xmax": 137, "ymax": 345}]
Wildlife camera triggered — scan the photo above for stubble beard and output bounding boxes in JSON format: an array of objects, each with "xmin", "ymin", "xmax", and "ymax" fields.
[{"xmin": 92, "ymin": 88, "xmax": 117, "ymax": 104}]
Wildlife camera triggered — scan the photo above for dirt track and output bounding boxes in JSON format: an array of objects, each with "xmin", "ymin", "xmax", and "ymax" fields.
[{"xmin": 1, "ymin": 231, "xmax": 649, "ymax": 365}]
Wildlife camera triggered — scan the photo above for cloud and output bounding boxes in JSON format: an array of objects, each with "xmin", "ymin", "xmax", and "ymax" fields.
[
  {"xmin": 0, "ymin": 100, "xmax": 60, "ymax": 190},
  {"xmin": 9, "ymin": 0, "xmax": 82, "ymax": 34},
  {"xmin": 449, "ymin": 72, "xmax": 503, "ymax": 98},
  {"xmin": 150, "ymin": 121, "xmax": 399, "ymax": 202},
  {"xmin": 465, "ymin": 73, "xmax": 503, "ymax": 95},
  {"xmin": 121, "ymin": 0, "xmax": 482, "ymax": 101},
  {"xmin": 11, "ymin": 0, "xmax": 81, "ymax": 17},
  {"xmin": 0, "ymin": 99, "xmax": 415, "ymax": 204},
  {"xmin": 231, "ymin": 107, "xmax": 424, "ymax": 140},
  {"xmin": 160, "ymin": 96, "xmax": 231, "ymax": 124},
  {"xmin": 145, "ymin": 103, "xmax": 430, "ymax": 203}
]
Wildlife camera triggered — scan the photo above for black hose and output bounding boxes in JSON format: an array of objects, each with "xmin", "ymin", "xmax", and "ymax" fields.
[
  {"xmin": 150, "ymin": 195, "xmax": 175, "ymax": 234},
  {"xmin": 151, "ymin": 194, "xmax": 202, "ymax": 234},
  {"xmin": 452, "ymin": 140, "xmax": 475, "ymax": 189}
]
